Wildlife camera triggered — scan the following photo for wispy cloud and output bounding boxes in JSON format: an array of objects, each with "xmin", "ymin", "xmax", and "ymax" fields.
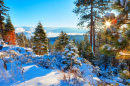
[
  {"xmin": 47, "ymin": 32, "xmax": 84, "ymax": 38},
  {"xmin": 15, "ymin": 27, "xmax": 25, "ymax": 33}
]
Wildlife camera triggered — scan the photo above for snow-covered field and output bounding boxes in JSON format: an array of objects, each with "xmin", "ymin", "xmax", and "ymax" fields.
[{"xmin": 0, "ymin": 45, "xmax": 127, "ymax": 86}]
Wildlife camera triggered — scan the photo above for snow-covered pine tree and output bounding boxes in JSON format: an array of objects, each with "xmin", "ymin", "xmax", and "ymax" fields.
[
  {"xmin": 33, "ymin": 22, "xmax": 48, "ymax": 55},
  {"xmin": 3, "ymin": 15, "xmax": 16, "ymax": 45},
  {"xmin": 53, "ymin": 31, "xmax": 69, "ymax": 52},
  {"xmin": 62, "ymin": 40, "xmax": 81, "ymax": 70}
]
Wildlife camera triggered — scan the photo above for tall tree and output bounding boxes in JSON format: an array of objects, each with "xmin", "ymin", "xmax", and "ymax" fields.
[
  {"xmin": 98, "ymin": 0, "xmax": 130, "ymax": 71},
  {"xmin": 53, "ymin": 31, "xmax": 69, "ymax": 52},
  {"xmin": 3, "ymin": 15, "xmax": 16, "ymax": 45},
  {"xmin": 33, "ymin": 22, "xmax": 48, "ymax": 55},
  {"xmin": 73, "ymin": 0, "xmax": 111, "ymax": 52},
  {"xmin": 0, "ymin": 0, "xmax": 9, "ymax": 38}
]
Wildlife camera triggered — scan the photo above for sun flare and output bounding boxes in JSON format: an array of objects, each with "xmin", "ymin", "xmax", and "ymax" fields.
[{"xmin": 105, "ymin": 21, "xmax": 111, "ymax": 27}]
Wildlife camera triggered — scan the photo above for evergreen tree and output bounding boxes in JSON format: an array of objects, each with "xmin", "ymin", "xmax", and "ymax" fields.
[
  {"xmin": 53, "ymin": 31, "xmax": 69, "ymax": 52},
  {"xmin": 84, "ymin": 33, "xmax": 91, "ymax": 53},
  {"xmin": 62, "ymin": 40, "xmax": 81, "ymax": 69},
  {"xmin": 3, "ymin": 15, "xmax": 16, "ymax": 45},
  {"xmin": 27, "ymin": 38, "xmax": 33, "ymax": 48},
  {"xmin": 4, "ymin": 15, "xmax": 15, "ymax": 31},
  {"xmin": 73, "ymin": 0, "xmax": 111, "ymax": 51},
  {"xmin": 0, "ymin": 0, "xmax": 9, "ymax": 38},
  {"xmin": 33, "ymin": 22, "xmax": 48, "ymax": 55},
  {"xmin": 82, "ymin": 33, "xmax": 93, "ymax": 61},
  {"xmin": 72, "ymin": 37, "xmax": 76, "ymax": 45},
  {"xmin": 16, "ymin": 32, "xmax": 26, "ymax": 47},
  {"xmin": 78, "ymin": 40, "xmax": 85, "ymax": 56},
  {"xmin": 98, "ymin": 0, "xmax": 130, "ymax": 71}
]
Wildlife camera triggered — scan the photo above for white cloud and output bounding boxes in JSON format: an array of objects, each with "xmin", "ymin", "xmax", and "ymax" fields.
[
  {"xmin": 25, "ymin": 31, "xmax": 32, "ymax": 34},
  {"xmin": 47, "ymin": 32, "xmax": 60, "ymax": 38},
  {"xmin": 47, "ymin": 32, "xmax": 84, "ymax": 38},
  {"xmin": 30, "ymin": 28, "xmax": 35, "ymax": 32},
  {"xmin": 67, "ymin": 33, "xmax": 84, "ymax": 35},
  {"xmin": 15, "ymin": 27, "xmax": 25, "ymax": 33}
]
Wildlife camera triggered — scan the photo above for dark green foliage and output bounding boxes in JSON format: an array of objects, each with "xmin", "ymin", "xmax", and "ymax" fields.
[
  {"xmin": 73, "ymin": 0, "xmax": 111, "ymax": 28},
  {"xmin": 53, "ymin": 31, "xmax": 69, "ymax": 52},
  {"xmin": 98, "ymin": 55, "xmax": 112, "ymax": 70},
  {"xmin": 78, "ymin": 40, "xmax": 85, "ymax": 56},
  {"xmin": 112, "ymin": 0, "xmax": 130, "ymax": 13},
  {"xmin": 4, "ymin": 15, "xmax": 15, "ymax": 41},
  {"xmin": 125, "ymin": 29, "xmax": 130, "ymax": 40},
  {"xmin": 33, "ymin": 22, "xmax": 48, "ymax": 55},
  {"xmin": 0, "ymin": 0, "xmax": 9, "ymax": 38},
  {"xmin": 84, "ymin": 34, "xmax": 91, "ymax": 53},
  {"xmin": 114, "ymin": 38, "xmax": 128, "ymax": 50},
  {"xmin": 4, "ymin": 15, "xmax": 14, "ymax": 32},
  {"xmin": 76, "ymin": 33, "xmax": 93, "ymax": 62}
]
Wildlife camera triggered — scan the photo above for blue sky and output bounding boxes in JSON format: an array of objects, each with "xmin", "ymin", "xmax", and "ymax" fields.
[{"xmin": 4, "ymin": 0, "xmax": 78, "ymax": 27}]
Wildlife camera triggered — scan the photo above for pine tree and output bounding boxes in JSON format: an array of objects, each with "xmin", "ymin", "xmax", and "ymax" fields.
[
  {"xmin": 3, "ymin": 15, "xmax": 16, "ymax": 45},
  {"xmin": 16, "ymin": 32, "xmax": 25, "ymax": 47},
  {"xmin": 33, "ymin": 22, "xmax": 48, "ymax": 55},
  {"xmin": 78, "ymin": 40, "xmax": 85, "ymax": 56},
  {"xmin": 73, "ymin": 0, "xmax": 111, "ymax": 52},
  {"xmin": 27, "ymin": 39, "xmax": 33, "ymax": 48},
  {"xmin": 0, "ymin": 0, "xmax": 9, "ymax": 38},
  {"xmin": 98, "ymin": 0, "xmax": 130, "ymax": 71},
  {"xmin": 82, "ymin": 33, "xmax": 93, "ymax": 61},
  {"xmin": 53, "ymin": 31, "xmax": 69, "ymax": 52},
  {"xmin": 84, "ymin": 33, "xmax": 91, "ymax": 53},
  {"xmin": 62, "ymin": 40, "xmax": 81, "ymax": 69},
  {"xmin": 72, "ymin": 37, "xmax": 76, "ymax": 45}
]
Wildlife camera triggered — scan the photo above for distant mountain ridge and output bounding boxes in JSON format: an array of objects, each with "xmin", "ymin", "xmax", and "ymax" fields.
[
  {"xmin": 49, "ymin": 35, "xmax": 90, "ymax": 44},
  {"xmin": 15, "ymin": 26, "xmax": 89, "ymax": 38}
]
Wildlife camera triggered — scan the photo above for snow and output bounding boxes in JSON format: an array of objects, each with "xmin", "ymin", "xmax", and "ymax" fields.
[
  {"xmin": 120, "ymin": 0, "xmax": 124, "ymax": 6},
  {"xmin": 11, "ymin": 65, "xmax": 60, "ymax": 86},
  {"xmin": 14, "ymin": 71, "xmax": 60, "ymax": 86},
  {"xmin": 112, "ymin": 32, "xmax": 117, "ymax": 36},
  {"xmin": 102, "ymin": 44, "xmax": 112, "ymax": 51},
  {"xmin": 101, "ymin": 78, "xmax": 125, "ymax": 86},
  {"xmin": 104, "ymin": 13, "xmax": 115, "ymax": 19},
  {"xmin": 118, "ymin": 37, "xmax": 124, "ymax": 43},
  {"xmin": 113, "ymin": 77, "xmax": 123, "ymax": 83},
  {"xmin": 0, "ymin": 45, "xmax": 127, "ymax": 86}
]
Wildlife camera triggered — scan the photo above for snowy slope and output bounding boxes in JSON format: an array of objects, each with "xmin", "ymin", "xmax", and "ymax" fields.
[
  {"xmin": 11, "ymin": 65, "xmax": 61, "ymax": 86},
  {"xmin": 0, "ymin": 45, "xmax": 127, "ymax": 86}
]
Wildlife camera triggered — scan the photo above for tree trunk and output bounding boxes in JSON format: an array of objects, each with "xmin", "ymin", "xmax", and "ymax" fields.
[
  {"xmin": 90, "ymin": 0, "xmax": 93, "ymax": 50},
  {"xmin": 93, "ymin": 23, "xmax": 95, "ymax": 53}
]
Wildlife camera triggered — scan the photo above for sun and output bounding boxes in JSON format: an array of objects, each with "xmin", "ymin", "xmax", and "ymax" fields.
[{"xmin": 105, "ymin": 21, "xmax": 111, "ymax": 27}]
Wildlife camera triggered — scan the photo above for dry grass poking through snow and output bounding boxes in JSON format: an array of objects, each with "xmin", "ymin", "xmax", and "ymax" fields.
[{"xmin": 59, "ymin": 67, "xmax": 86, "ymax": 85}]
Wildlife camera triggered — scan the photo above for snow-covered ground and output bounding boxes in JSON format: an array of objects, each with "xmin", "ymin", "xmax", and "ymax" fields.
[
  {"xmin": 11, "ymin": 65, "xmax": 60, "ymax": 86},
  {"xmin": 0, "ymin": 45, "xmax": 127, "ymax": 86}
]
